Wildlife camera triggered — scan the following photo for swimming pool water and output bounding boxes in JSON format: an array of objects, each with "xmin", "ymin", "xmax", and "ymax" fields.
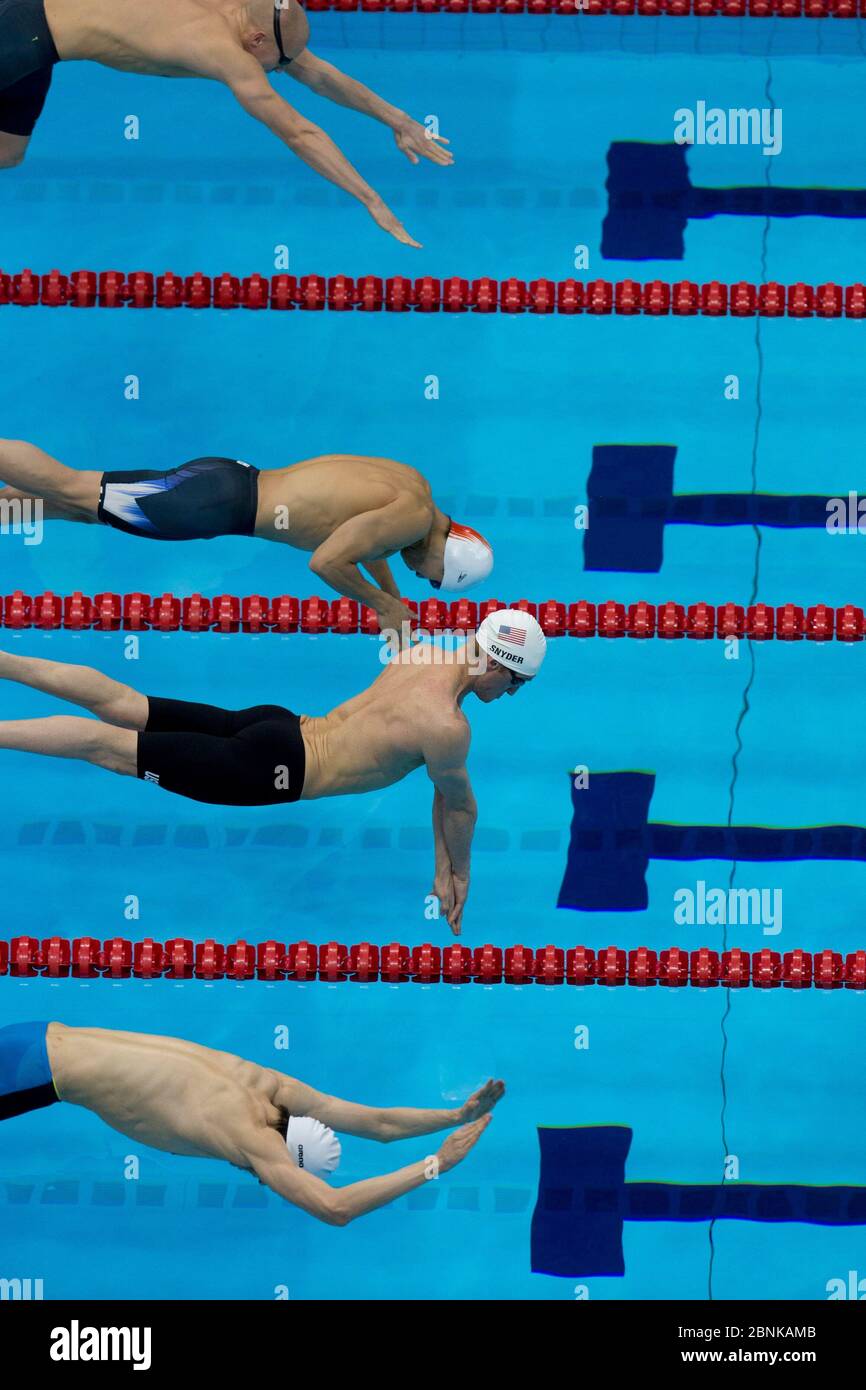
[{"xmin": 2, "ymin": 15, "xmax": 865, "ymax": 1302}]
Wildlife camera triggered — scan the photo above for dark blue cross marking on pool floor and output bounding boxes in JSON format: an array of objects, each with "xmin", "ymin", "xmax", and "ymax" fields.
[
  {"xmin": 584, "ymin": 445, "xmax": 836, "ymax": 573},
  {"xmin": 531, "ymin": 1125, "xmax": 866, "ymax": 1278},
  {"xmin": 558, "ymin": 772, "xmax": 866, "ymax": 912},
  {"xmin": 602, "ymin": 142, "xmax": 866, "ymax": 260}
]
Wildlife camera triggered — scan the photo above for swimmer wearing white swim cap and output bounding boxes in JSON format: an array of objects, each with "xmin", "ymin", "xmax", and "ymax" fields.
[
  {"xmin": 19, "ymin": 1024, "xmax": 504, "ymax": 1227},
  {"xmin": 0, "ymin": 443, "xmax": 492, "ymax": 640},
  {"xmin": 474, "ymin": 608, "xmax": 547, "ymax": 685},
  {"xmin": 0, "ymin": 610, "xmax": 544, "ymax": 932},
  {"xmin": 284, "ymin": 1115, "xmax": 342, "ymax": 1178}
]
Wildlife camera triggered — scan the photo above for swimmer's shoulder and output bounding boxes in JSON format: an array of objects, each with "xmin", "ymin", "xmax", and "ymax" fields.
[{"xmin": 420, "ymin": 703, "xmax": 471, "ymax": 767}]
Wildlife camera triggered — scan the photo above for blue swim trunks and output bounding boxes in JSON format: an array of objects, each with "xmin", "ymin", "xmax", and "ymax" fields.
[{"xmin": 0, "ymin": 1022, "xmax": 59, "ymax": 1121}]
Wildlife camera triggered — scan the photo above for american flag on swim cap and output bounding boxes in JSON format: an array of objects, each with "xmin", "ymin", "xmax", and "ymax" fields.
[{"xmin": 497, "ymin": 624, "xmax": 526, "ymax": 647}]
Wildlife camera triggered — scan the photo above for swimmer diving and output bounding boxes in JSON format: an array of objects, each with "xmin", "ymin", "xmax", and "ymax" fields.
[
  {"xmin": 0, "ymin": 0, "xmax": 452, "ymax": 244},
  {"xmin": 0, "ymin": 440, "xmax": 494, "ymax": 638},
  {"xmin": 0, "ymin": 1021, "xmax": 504, "ymax": 1225},
  {"xmin": 0, "ymin": 613, "xmax": 547, "ymax": 934}
]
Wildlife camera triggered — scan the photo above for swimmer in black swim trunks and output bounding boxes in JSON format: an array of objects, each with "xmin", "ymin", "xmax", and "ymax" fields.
[
  {"xmin": 0, "ymin": 0, "xmax": 58, "ymax": 161},
  {"xmin": 0, "ymin": 441, "xmax": 495, "ymax": 638},
  {"xmin": 1, "ymin": 1022, "xmax": 503, "ymax": 1225},
  {"xmin": 0, "ymin": 0, "xmax": 452, "ymax": 243},
  {"xmin": 0, "ymin": 611, "xmax": 546, "ymax": 932}
]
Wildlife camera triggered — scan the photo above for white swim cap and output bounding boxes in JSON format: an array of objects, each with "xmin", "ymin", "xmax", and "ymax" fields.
[
  {"xmin": 476, "ymin": 609, "xmax": 547, "ymax": 678},
  {"xmin": 285, "ymin": 1116, "xmax": 342, "ymax": 1178},
  {"xmin": 432, "ymin": 521, "xmax": 494, "ymax": 593}
]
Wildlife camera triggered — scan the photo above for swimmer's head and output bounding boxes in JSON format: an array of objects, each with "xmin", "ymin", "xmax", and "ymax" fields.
[
  {"xmin": 403, "ymin": 516, "xmax": 494, "ymax": 594},
  {"xmin": 243, "ymin": 1, "xmax": 309, "ymax": 72},
  {"xmin": 285, "ymin": 1116, "xmax": 342, "ymax": 1179},
  {"xmin": 473, "ymin": 609, "xmax": 547, "ymax": 701}
]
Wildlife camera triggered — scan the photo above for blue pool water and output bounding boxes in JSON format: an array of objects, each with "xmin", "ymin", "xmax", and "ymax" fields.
[{"xmin": 1, "ymin": 16, "xmax": 866, "ymax": 1301}]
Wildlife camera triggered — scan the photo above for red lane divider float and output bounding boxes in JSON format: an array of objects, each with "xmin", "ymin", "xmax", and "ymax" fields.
[
  {"xmin": 2, "ymin": 272, "xmax": 865, "ymax": 317},
  {"xmin": 298, "ymin": 0, "xmax": 865, "ymax": 16},
  {"xmin": 2, "ymin": 592, "xmax": 866, "ymax": 641},
  {"xmin": 3, "ymin": 938, "xmax": 864, "ymax": 988}
]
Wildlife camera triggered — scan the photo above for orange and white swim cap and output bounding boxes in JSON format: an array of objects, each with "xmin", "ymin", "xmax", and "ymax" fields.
[{"xmin": 431, "ymin": 521, "xmax": 494, "ymax": 593}]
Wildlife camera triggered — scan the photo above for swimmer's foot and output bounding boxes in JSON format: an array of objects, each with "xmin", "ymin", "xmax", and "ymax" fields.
[{"xmin": 457, "ymin": 1079, "xmax": 506, "ymax": 1124}]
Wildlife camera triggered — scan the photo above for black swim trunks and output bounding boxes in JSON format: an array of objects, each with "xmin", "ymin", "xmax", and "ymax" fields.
[
  {"xmin": 137, "ymin": 696, "xmax": 307, "ymax": 806},
  {"xmin": 0, "ymin": 0, "xmax": 59, "ymax": 138},
  {"xmin": 99, "ymin": 457, "xmax": 259, "ymax": 541}
]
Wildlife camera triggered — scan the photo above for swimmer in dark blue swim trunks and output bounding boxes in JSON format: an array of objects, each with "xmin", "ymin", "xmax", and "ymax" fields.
[
  {"xmin": 0, "ymin": 439, "xmax": 495, "ymax": 638},
  {"xmin": 0, "ymin": 0, "xmax": 450, "ymax": 242},
  {"xmin": 1, "ymin": 1023, "xmax": 501, "ymax": 1224}
]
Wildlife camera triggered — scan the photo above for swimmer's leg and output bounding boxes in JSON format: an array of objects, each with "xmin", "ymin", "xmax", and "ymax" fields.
[
  {"xmin": 0, "ymin": 440, "xmax": 100, "ymax": 522},
  {"xmin": 0, "ymin": 651, "xmax": 148, "ymax": 729},
  {"xmin": 0, "ymin": 716, "xmax": 136, "ymax": 775},
  {"xmin": 0, "ymin": 131, "xmax": 29, "ymax": 169}
]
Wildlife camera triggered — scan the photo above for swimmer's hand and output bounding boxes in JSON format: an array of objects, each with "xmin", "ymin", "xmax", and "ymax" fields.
[
  {"xmin": 366, "ymin": 195, "xmax": 422, "ymax": 248},
  {"xmin": 436, "ymin": 1115, "xmax": 492, "ymax": 1174},
  {"xmin": 432, "ymin": 868, "xmax": 468, "ymax": 936},
  {"xmin": 378, "ymin": 600, "xmax": 420, "ymax": 648},
  {"xmin": 431, "ymin": 865, "xmax": 455, "ymax": 920},
  {"xmin": 447, "ymin": 871, "xmax": 469, "ymax": 937},
  {"xmin": 457, "ymin": 1079, "xmax": 506, "ymax": 1124},
  {"xmin": 393, "ymin": 118, "xmax": 453, "ymax": 169}
]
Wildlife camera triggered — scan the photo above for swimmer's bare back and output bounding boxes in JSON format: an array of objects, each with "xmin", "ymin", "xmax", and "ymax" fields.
[
  {"xmin": 254, "ymin": 456, "xmax": 433, "ymax": 549},
  {"xmin": 300, "ymin": 647, "xmax": 468, "ymax": 798},
  {"xmin": 47, "ymin": 1023, "xmax": 277, "ymax": 1165},
  {"xmin": 41, "ymin": 0, "xmax": 430, "ymax": 243},
  {"xmin": 46, "ymin": 1024, "xmax": 501, "ymax": 1225}
]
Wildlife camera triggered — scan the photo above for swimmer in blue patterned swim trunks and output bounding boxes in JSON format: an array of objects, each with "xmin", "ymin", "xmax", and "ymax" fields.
[{"xmin": 0, "ymin": 440, "xmax": 494, "ymax": 639}]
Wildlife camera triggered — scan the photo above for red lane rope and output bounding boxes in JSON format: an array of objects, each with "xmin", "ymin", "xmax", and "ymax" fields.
[
  {"xmin": 3, "ymin": 938, "xmax": 863, "ymax": 988},
  {"xmin": 1, "ymin": 593, "xmax": 864, "ymax": 641},
  {"xmin": 2, "ymin": 272, "xmax": 865, "ymax": 317},
  {"xmin": 297, "ymin": 0, "xmax": 864, "ymax": 17}
]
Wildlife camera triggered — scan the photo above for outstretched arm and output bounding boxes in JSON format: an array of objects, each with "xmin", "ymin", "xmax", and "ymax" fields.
[
  {"xmin": 249, "ymin": 1118, "xmax": 492, "ymax": 1225},
  {"xmin": 275, "ymin": 1076, "xmax": 503, "ymax": 1143},
  {"xmin": 179, "ymin": 35, "xmax": 420, "ymax": 245},
  {"xmin": 287, "ymin": 50, "xmax": 453, "ymax": 168}
]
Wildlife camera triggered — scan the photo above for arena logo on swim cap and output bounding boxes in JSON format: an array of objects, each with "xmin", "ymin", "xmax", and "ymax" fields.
[
  {"xmin": 673, "ymin": 102, "xmax": 782, "ymax": 157},
  {"xmin": 49, "ymin": 1321, "xmax": 152, "ymax": 1371}
]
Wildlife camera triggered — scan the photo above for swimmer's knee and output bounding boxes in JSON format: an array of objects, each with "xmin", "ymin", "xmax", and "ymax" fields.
[
  {"xmin": 89, "ymin": 723, "xmax": 138, "ymax": 776},
  {"xmin": 0, "ymin": 133, "xmax": 29, "ymax": 169},
  {"xmin": 54, "ymin": 469, "xmax": 101, "ymax": 521},
  {"xmin": 96, "ymin": 687, "xmax": 148, "ymax": 732},
  {"xmin": 0, "ymin": 139, "xmax": 27, "ymax": 170}
]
